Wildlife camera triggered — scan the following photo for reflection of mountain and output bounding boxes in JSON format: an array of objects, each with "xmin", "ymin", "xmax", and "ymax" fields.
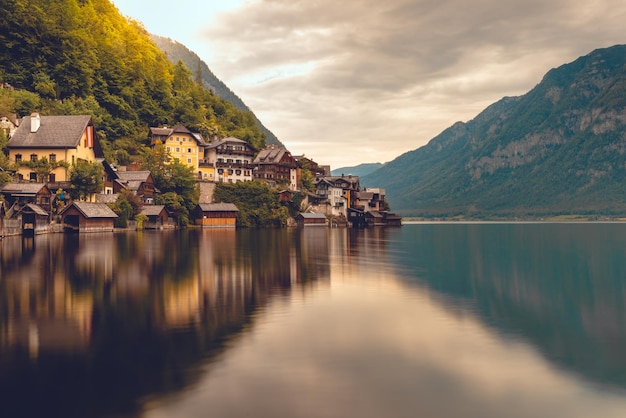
[
  {"xmin": 388, "ymin": 223, "xmax": 626, "ymax": 390},
  {"xmin": 0, "ymin": 229, "xmax": 330, "ymax": 417}
]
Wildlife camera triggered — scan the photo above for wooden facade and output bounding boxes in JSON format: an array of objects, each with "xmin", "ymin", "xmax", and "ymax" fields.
[
  {"xmin": 19, "ymin": 204, "xmax": 49, "ymax": 236},
  {"xmin": 194, "ymin": 203, "xmax": 239, "ymax": 228},
  {"xmin": 60, "ymin": 202, "xmax": 118, "ymax": 233},
  {"xmin": 140, "ymin": 205, "xmax": 170, "ymax": 229}
]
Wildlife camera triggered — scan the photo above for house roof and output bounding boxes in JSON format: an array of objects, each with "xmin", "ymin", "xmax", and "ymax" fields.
[
  {"xmin": 365, "ymin": 210, "xmax": 384, "ymax": 218},
  {"xmin": 116, "ymin": 171, "xmax": 151, "ymax": 182},
  {"xmin": 197, "ymin": 203, "xmax": 239, "ymax": 212},
  {"xmin": 8, "ymin": 115, "xmax": 92, "ymax": 149},
  {"xmin": 20, "ymin": 203, "xmax": 48, "ymax": 216},
  {"xmin": 149, "ymin": 127, "xmax": 173, "ymax": 137},
  {"xmin": 1, "ymin": 182, "xmax": 49, "ymax": 195},
  {"xmin": 253, "ymin": 146, "xmax": 293, "ymax": 165},
  {"xmin": 61, "ymin": 202, "xmax": 118, "ymax": 218},
  {"xmin": 299, "ymin": 213, "xmax": 327, "ymax": 219},
  {"xmin": 203, "ymin": 136, "xmax": 250, "ymax": 150},
  {"xmin": 140, "ymin": 205, "xmax": 166, "ymax": 216}
]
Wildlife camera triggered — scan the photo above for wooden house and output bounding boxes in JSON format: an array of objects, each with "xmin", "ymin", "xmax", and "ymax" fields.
[
  {"xmin": 19, "ymin": 203, "xmax": 49, "ymax": 236},
  {"xmin": 139, "ymin": 205, "xmax": 170, "ymax": 229},
  {"xmin": 60, "ymin": 202, "xmax": 118, "ymax": 233},
  {"xmin": 7, "ymin": 113, "xmax": 103, "ymax": 182},
  {"xmin": 253, "ymin": 145, "xmax": 298, "ymax": 190},
  {"xmin": 113, "ymin": 170, "xmax": 158, "ymax": 203},
  {"xmin": 193, "ymin": 203, "xmax": 239, "ymax": 228},
  {"xmin": 0, "ymin": 182, "xmax": 53, "ymax": 214},
  {"xmin": 296, "ymin": 213, "xmax": 328, "ymax": 227}
]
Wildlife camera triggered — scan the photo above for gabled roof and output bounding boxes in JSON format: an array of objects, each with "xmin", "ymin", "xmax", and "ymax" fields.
[
  {"xmin": 197, "ymin": 203, "xmax": 239, "ymax": 212},
  {"xmin": 140, "ymin": 205, "xmax": 167, "ymax": 216},
  {"xmin": 20, "ymin": 203, "xmax": 48, "ymax": 216},
  {"xmin": 8, "ymin": 115, "xmax": 92, "ymax": 149},
  {"xmin": 253, "ymin": 146, "xmax": 290, "ymax": 164},
  {"xmin": 61, "ymin": 202, "xmax": 118, "ymax": 218},
  {"xmin": 1, "ymin": 182, "xmax": 49, "ymax": 195},
  {"xmin": 299, "ymin": 213, "xmax": 327, "ymax": 219},
  {"xmin": 204, "ymin": 136, "xmax": 251, "ymax": 150},
  {"xmin": 172, "ymin": 124, "xmax": 192, "ymax": 134},
  {"xmin": 149, "ymin": 127, "xmax": 173, "ymax": 137},
  {"xmin": 116, "ymin": 171, "xmax": 152, "ymax": 182}
]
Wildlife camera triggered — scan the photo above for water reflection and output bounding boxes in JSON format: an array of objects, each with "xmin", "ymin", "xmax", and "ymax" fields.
[
  {"xmin": 389, "ymin": 223, "xmax": 626, "ymax": 390},
  {"xmin": 2, "ymin": 224, "xmax": 626, "ymax": 417},
  {"xmin": 0, "ymin": 229, "xmax": 330, "ymax": 418}
]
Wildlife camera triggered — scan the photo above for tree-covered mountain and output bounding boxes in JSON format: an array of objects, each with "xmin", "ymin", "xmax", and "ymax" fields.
[
  {"xmin": 0, "ymin": 0, "xmax": 266, "ymax": 163},
  {"xmin": 151, "ymin": 35, "xmax": 281, "ymax": 146},
  {"xmin": 363, "ymin": 45, "xmax": 626, "ymax": 218},
  {"xmin": 331, "ymin": 162, "xmax": 384, "ymax": 177}
]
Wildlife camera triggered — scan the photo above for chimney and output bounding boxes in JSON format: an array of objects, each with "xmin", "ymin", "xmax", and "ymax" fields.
[{"xmin": 30, "ymin": 113, "xmax": 40, "ymax": 133}]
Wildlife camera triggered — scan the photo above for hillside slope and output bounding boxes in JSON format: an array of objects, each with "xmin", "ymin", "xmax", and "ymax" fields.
[
  {"xmin": 151, "ymin": 35, "xmax": 281, "ymax": 146},
  {"xmin": 364, "ymin": 45, "xmax": 626, "ymax": 218}
]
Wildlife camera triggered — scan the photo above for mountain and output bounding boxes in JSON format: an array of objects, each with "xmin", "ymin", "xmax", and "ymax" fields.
[
  {"xmin": 331, "ymin": 162, "xmax": 384, "ymax": 177},
  {"xmin": 151, "ymin": 35, "xmax": 282, "ymax": 146},
  {"xmin": 363, "ymin": 45, "xmax": 626, "ymax": 218}
]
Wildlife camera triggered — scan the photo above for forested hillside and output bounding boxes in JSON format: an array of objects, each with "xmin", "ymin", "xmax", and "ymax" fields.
[
  {"xmin": 151, "ymin": 35, "xmax": 281, "ymax": 146},
  {"xmin": 363, "ymin": 45, "xmax": 626, "ymax": 218},
  {"xmin": 0, "ymin": 0, "xmax": 266, "ymax": 163}
]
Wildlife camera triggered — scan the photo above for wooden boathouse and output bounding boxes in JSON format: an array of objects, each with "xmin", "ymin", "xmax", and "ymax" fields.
[
  {"xmin": 60, "ymin": 202, "xmax": 118, "ymax": 233},
  {"xmin": 193, "ymin": 203, "xmax": 239, "ymax": 228}
]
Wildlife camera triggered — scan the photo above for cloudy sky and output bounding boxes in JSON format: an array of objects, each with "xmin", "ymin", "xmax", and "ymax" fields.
[{"xmin": 112, "ymin": 0, "xmax": 626, "ymax": 169}]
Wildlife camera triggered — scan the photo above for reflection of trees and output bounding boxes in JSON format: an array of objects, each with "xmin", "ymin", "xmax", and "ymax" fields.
[
  {"xmin": 390, "ymin": 223, "xmax": 626, "ymax": 390},
  {"xmin": 0, "ymin": 228, "xmax": 330, "ymax": 417}
]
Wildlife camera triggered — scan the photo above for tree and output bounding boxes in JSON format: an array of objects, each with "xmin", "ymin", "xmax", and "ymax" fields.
[{"xmin": 69, "ymin": 160, "xmax": 103, "ymax": 200}]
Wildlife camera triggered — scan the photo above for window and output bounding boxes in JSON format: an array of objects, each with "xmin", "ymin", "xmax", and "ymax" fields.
[
  {"xmin": 187, "ymin": 158, "xmax": 192, "ymax": 164},
  {"xmin": 235, "ymin": 169, "xmax": 241, "ymax": 175},
  {"xmin": 49, "ymin": 154, "xmax": 56, "ymax": 163},
  {"xmin": 29, "ymin": 172, "xmax": 37, "ymax": 181},
  {"xmin": 30, "ymin": 154, "xmax": 37, "ymax": 162},
  {"xmin": 176, "ymin": 147, "xmax": 180, "ymax": 153},
  {"xmin": 183, "ymin": 137, "xmax": 186, "ymax": 142},
  {"xmin": 187, "ymin": 148, "xmax": 192, "ymax": 153},
  {"xmin": 166, "ymin": 147, "xmax": 171, "ymax": 152},
  {"xmin": 15, "ymin": 154, "xmax": 22, "ymax": 163},
  {"xmin": 49, "ymin": 173, "xmax": 55, "ymax": 183}
]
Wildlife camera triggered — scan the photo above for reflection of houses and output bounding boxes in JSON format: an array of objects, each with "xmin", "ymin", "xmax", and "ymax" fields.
[
  {"xmin": 201, "ymin": 137, "xmax": 255, "ymax": 183},
  {"xmin": 60, "ymin": 202, "xmax": 118, "ymax": 232},
  {"xmin": 140, "ymin": 205, "xmax": 170, "ymax": 229},
  {"xmin": 7, "ymin": 113, "xmax": 102, "ymax": 182},
  {"xmin": 253, "ymin": 145, "xmax": 298, "ymax": 190},
  {"xmin": 0, "ymin": 182, "xmax": 52, "ymax": 214},
  {"xmin": 193, "ymin": 203, "xmax": 239, "ymax": 228},
  {"xmin": 113, "ymin": 170, "xmax": 157, "ymax": 203}
]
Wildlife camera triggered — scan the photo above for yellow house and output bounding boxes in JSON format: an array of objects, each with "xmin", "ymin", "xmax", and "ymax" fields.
[
  {"xmin": 7, "ymin": 113, "xmax": 102, "ymax": 182},
  {"xmin": 149, "ymin": 124, "xmax": 209, "ymax": 179}
]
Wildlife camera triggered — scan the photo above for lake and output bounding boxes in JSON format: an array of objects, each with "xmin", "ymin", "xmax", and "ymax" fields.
[{"xmin": 2, "ymin": 223, "xmax": 626, "ymax": 417}]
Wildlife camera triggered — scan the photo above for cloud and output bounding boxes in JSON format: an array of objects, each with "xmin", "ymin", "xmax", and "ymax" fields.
[{"xmin": 196, "ymin": 0, "xmax": 626, "ymax": 168}]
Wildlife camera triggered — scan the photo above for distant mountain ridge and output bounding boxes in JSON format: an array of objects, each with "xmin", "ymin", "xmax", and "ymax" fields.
[
  {"xmin": 331, "ymin": 162, "xmax": 384, "ymax": 177},
  {"xmin": 151, "ymin": 35, "xmax": 282, "ymax": 146},
  {"xmin": 363, "ymin": 44, "xmax": 626, "ymax": 218}
]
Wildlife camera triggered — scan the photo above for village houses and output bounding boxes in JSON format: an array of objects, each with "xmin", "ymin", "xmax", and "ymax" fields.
[
  {"xmin": 1, "ymin": 116, "xmax": 400, "ymax": 234},
  {"xmin": 7, "ymin": 113, "xmax": 102, "ymax": 183}
]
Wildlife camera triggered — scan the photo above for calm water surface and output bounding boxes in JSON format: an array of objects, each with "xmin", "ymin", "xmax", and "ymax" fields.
[{"xmin": 2, "ymin": 223, "xmax": 626, "ymax": 417}]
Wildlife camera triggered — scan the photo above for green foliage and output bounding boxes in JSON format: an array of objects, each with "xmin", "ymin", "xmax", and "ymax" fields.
[
  {"xmin": 140, "ymin": 144, "xmax": 198, "ymax": 225},
  {"xmin": 69, "ymin": 159, "xmax": 104, "ymax": 200},
  {"xmin": 0, "ymin": 0, "xmax": 266, "ymax": 160},
  {"xmin": 214, "ymin": 181, "xmax": 286, "ymax": 227},
  {"xmin": 300, "ymin": 169, "xmax": 315, "ymax": 192}
]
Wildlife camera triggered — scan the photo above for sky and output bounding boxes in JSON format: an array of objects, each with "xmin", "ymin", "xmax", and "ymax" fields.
[{"xmin": 111, "ymin": 0, "xmax": 626, "ymax": 170}]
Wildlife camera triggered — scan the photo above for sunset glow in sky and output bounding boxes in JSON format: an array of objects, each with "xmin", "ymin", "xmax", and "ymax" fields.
[{"xmin": 112, "ymin": 0, "xmax": 626, "ymax": 169}]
